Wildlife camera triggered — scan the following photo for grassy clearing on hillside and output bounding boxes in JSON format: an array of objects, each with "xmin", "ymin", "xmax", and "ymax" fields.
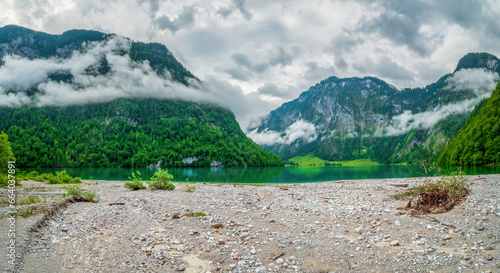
[{"xmin": 288, "ymin": 155, "xmax": 379, "ymax": 167}]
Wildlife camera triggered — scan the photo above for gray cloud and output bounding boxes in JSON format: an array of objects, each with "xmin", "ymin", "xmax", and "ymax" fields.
[
  {"xmin": 137, "ymin": 0, "xmax": 160, "ymax": 16},
  {"xmin": 256, "ymin": 82, "xmax": 296, "ymax": 99},
  {"xmin": 353, "ymin": 55, "xmax": 414, "ymax": 82},
  {"xmin": 154, "ymin": 5, "xmax": 196, "ymax": 33},
  {"xmin": 216, "ymin": 0, "xmax": 252, "ymax": 20},
  {"xmin": 382, "ymin": 68, "xmax": 499, "ymax": 136},
  {"xmin": 303, "ymin": 62, "xmax": 335, "ymax": 83},
  {"xmin": 325, "ymin": 31, "xmax": 364, "ymax": 69},
  {"xmin": 225, "ymin": 45, "xmax": 303, "ymax": 79},
  {"xmin": 218, "ymin": 66, "xmax": 250, "ymax": 81}
]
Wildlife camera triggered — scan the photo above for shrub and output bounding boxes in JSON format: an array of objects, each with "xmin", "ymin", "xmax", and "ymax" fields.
[
  {"xmin": 125, "ymin": 171, "xmax": 146, "ymax": 190},
  {"xmin": 62, "ymin": 184, "xmax": 98, "ymax": 202},
  {"xmin": 393, "ymin": 170, "xmax": 472, "ymax": 214},
  {"xmin": 40, "ymin": 170, "xmax": 82, "ymax": 184},
  {"xmin": 184, "ymin": 183, "xmax": 196, "ymax": 192},
  {"xmin": 148, "ymin": 169, "xmax": 175, "ymax": 190}
]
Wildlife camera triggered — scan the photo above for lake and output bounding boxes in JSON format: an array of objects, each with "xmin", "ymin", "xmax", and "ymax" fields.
[{"xmin": 24, "ymin": 165, "xmax": 500, "ymax": 184}]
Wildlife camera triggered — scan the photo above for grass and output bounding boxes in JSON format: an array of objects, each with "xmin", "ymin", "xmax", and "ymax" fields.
[
  {"xmin": 183, "ymin": 183, "xmax": 196, "ymax": 192},
  {"xmin": 124, "ymin": 171, "xmax": 147, "ymax": 190},
  {"xmin": 62, "ymin": 184, "xmax": 99, "ymax": 202},
  {"xmin": 392, "ymin": 170, "xmax": 472, "ymax": 214},
  {"xmin": 18, "ymin": 196, "xmax": 46, "ymax": 205},
  {"xmin": 330, "ymin": 159, "xmax": 380, "ymax": 167},
  {"xmin": 288, "ymin": 154, "xmax": 380, "ymax": 167}
]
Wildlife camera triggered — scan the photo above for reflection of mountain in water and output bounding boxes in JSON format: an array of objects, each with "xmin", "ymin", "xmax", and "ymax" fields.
[{"xmin": 22, "ymin": 166, "xmax": 500, "ymax": 183}]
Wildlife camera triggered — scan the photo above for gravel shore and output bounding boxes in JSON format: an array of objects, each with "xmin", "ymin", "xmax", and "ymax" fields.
[{"xmin": 1, "ymin": 174, "xmax": 499, "ymax": 272}]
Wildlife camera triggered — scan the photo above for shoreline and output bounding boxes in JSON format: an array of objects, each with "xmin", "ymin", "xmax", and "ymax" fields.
[{"xmin": 1, "ymin": 174, "xmax": 499, "ymax": 272}]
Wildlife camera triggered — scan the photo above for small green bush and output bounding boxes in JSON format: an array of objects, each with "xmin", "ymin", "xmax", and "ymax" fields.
[
  {"xmin": 125, "ymin": 171, "xmax": 146, "ymax": 190},
  {"xmin": 63, "ymin": 184, "xmax": 98, "ymax": 202},
  {"xmin": 148, "ymin": 169, "xmax": 175, "ymax": 190},
  {"xmin": 184, "ymin": 183, "xmax": 196, "ymax": 192}
]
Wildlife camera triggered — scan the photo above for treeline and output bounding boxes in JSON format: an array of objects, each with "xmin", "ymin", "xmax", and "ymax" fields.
[
  {"xmin": 0, "ymin": 99, "xmax": 283, "ymax": 168},
  {"xmin": 438, "ymin": 84, "xmax": 500, "ymax": 166}
]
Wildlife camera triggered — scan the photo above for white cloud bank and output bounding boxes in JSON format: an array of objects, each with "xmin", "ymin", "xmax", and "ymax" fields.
[
  {"xmin": 384, "ymin": 68, "xmax": 499, "ymax": 136},
  {"xmin": 0, "ymin": 36, "xmax": 276, "ymax": 129},
  {"xmin": 247, "ymin": 120, "xmax": 317, "ymax": 146}
]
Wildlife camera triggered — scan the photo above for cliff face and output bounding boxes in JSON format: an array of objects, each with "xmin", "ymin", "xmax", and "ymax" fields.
[{"xmin": 250, "ymin": 53, "xmax": 500, "ymax": 163}]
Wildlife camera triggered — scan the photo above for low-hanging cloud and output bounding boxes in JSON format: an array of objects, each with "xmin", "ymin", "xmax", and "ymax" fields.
[
  {"xmin": 383, "ymin": 68, "xmax": 499, "ymax": 136},
  {"xmin": 247, "ymin": 120, "xmax": 318, "ymax": 146},
  {"xmin": 0, "ymin": 35, "xmax": 276, "ymax": 129}
]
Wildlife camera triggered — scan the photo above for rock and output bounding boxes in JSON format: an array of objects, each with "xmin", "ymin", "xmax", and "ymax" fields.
[
  {"xmin": 275, "ymin": 258, "xmax": 284, "ymax": 265},
  {"xmin": 390, "ymin": 240, "xmax": 400, "ymax": 246},
  {"xmin": 177, "ymin": 265, "xmax": 185, "ymax": 271},
  {"xmin": 395, "ymin": 221, "xmax": 401, "ymax": 226}
]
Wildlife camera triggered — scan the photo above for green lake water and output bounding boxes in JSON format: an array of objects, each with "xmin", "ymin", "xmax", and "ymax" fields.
[{"xmin": 24, "ymin": 165, "xmax": 500, "ymax": 184}]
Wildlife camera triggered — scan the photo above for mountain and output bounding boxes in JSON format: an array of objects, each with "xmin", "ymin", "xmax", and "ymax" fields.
[
  {"xmin": 0, "ymin": 25, "xmax": 283, "ymax": 168},
  {"xmin": 250, "ymin": 53, "xmax": 500, "ymax": 164},
  {"xmin": 437, "ymin": 84, "xmax": 500, "ymax": 166}
]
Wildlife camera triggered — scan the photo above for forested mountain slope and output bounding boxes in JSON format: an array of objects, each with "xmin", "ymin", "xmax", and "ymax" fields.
[
  {"xmin": 249, "ymin": 53, "xmax": 500, "ymax": 164},
  {"xmin": 0, "ymin": 25, "xmax": 283, "ymax": 168},
  {"xmin": 438, "ymin": 84, "xmax": 500, "ymax": 166}
]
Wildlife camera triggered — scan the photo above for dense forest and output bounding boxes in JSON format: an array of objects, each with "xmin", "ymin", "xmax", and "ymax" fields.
[
  {"xmin": 0, "ymin": 99, "xmax": 283, "ymax": 168},
  {"xmin": 438, "ymin": 84, "xmax": 500, "ymax": 166}
]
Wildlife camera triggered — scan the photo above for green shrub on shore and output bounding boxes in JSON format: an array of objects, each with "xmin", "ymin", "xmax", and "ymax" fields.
[
  {"xmin": 393, "ymin": 170, "xmax": 472, "ymax": 214},
  {"xmin": 125, "ymin": 171, "xmax": 147, "ymax": 190},
  {"xmin": 16, "ymin": 170, "xmax": 81, "ymax": 184},
  {"xmin": 148, "ymin": 169, "xmax": 175, "ymax": 190},
  {"xmin": 45, "ymin": 170, "xmax": 82, "ymax": 184},
  {"xmin": 62, "ymin": 184, "xmax": 99, "ymax": 202}
]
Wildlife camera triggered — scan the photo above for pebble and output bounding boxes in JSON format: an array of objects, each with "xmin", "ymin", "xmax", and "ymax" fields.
[{"xmin": 390, "ymin": 240, "xmax": 400, "ymax": 246}]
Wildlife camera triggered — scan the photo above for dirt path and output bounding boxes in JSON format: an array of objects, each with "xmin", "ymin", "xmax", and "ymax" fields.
[{"xmin": 1, "ymin": 175, "xmax": 499, "ymax": 272}]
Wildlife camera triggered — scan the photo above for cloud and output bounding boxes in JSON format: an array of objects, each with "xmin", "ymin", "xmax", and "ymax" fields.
[
  {"xmin": 247, "ymin": 120, "xmax": 318, "ymax": 145},
  {"xmin": 216, "ymin": 0, "xmax": 252, "ymax": 20},
  {"xmin": 256, "ymin": 82, "xmax": 297, "ymax": 99},
  {"xmin": 154, "ymin": 5, "xmax": 196, "ymax": 33},
  {"xmin": 302, "ymin": 62, "xmax": 335, "ymax": 83},
  {"xmin": 353, "ymin": 55, "xmax": 414, "ymax": 82},
  {"xmin": 383, "ymin": 68, "xmax": 499, "ymax": 136},
  {"xmin": 0, "ymin": 36, "xmax": 277, "ymax": 129},
  {"xmin": 1, "ymin": 0, "xmax": 500, "ymax": 126},
  {"xmin": 223, "ymin": 44, "xmax": 303, "ymax": 80}
]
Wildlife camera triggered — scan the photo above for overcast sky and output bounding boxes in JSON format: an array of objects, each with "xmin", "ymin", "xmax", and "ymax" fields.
[{"xmin": 1, "ymin": 0, "xmax": 500, "ymax": 129}]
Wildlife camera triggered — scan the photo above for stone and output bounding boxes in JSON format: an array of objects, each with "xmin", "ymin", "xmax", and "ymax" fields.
[
  {"xmin": 275, "ymin": 258, "xmax": 284, "ymax": 265},
  {"xmin": 390, "ymin": 240, "xmax": 400, "ymax": 246}
]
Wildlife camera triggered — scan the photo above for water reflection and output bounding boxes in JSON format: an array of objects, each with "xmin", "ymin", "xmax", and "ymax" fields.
[{"xmin": 23, "ymin": 165, "xmax": 499, "ymax": 184}]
